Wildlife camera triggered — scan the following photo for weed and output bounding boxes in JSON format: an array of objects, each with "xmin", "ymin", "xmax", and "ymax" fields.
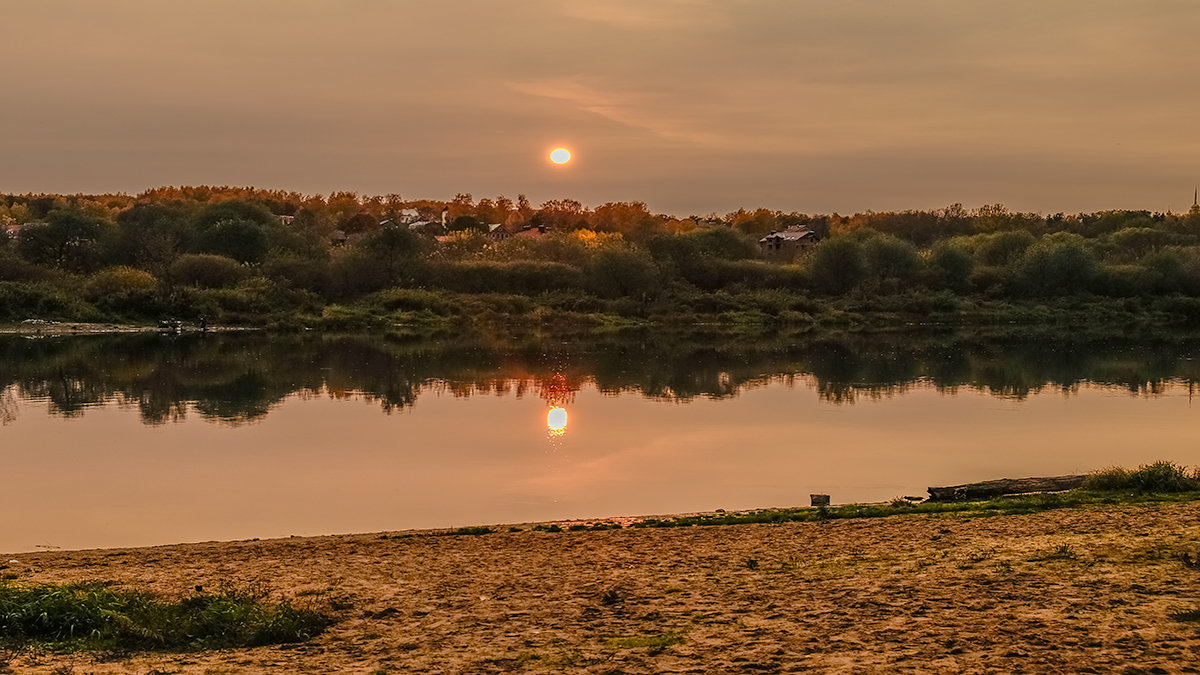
[
  {"xmin": 435, "ymin": 526, "xmax": 492, "ymax": 537},
  {"xmin": 0, "ymin": 580, "xmax": 333, "ymax": 653},
  {"xmin": 603, "ymin": 632, "xmax": 686, "ymax": 655},
  {"xmin": 744, "ymin": 558, "xmax": 759, "ymax": 570},
  {"xmin": 1032, "ymin": 544, "xmax": 1079, "ymax": 561},
  {"xmin": 532, "ymin": 524, "xmax": 563, "ymax": 533},
  {"xmin": 600, "ymin": 589, "xmax": 622, "ymax": 606}
]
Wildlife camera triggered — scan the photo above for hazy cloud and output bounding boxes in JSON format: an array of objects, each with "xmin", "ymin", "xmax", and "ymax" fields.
[{"xmin": 2, "ymin": 0, "xmax": 1199, "ymax": 214}]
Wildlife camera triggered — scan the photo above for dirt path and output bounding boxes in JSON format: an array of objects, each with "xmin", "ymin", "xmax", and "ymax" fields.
[{"xmin": 6, "ymin": 502, "xmax": 1200, "ymax": 673}]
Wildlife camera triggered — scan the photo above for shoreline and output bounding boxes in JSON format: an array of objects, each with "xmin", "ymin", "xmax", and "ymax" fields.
[{"xmin": 5, "ymin": 499, "xmax": 1199, "ymax": 673}]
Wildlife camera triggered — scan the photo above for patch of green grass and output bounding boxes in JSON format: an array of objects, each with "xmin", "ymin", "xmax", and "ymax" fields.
[
  {"xmin": 434, "ymin": 526, "xmax": 492, "ymax": 537},
  {"xmin": 1084, "ymin": 461, "xmax": 1200, "ymax": 493},
  {"xmin": 0, "ymin": 580, "xmax": 333, "ymax": 653},
  {"xmin": 628, "ymin": 487, "xmax": 1200, "ymax": 529},
  {"xmin": 603, "ymin": 631, "xmax": 686, "ymax": 655}
]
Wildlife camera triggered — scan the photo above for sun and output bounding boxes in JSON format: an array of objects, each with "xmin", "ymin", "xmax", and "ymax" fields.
[{"xmin": 550, "ymin": 148, "xmax": 571, "ymax": 165}]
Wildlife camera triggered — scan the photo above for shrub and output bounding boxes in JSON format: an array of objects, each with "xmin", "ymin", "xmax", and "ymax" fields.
[
  {"xmin": 168, "ymin": 254, "xmax": 247, "ymax": 289},
  {"xmin": 0, "ymin": 281, "xmax": 100, "ymax": 322},
  {"xmin": 583, "ymin": 249, "xmax": 659, "ymax": 298},
  {"xmin": 262, "ymin": 254, "xmax": 330, "ymax": 293},
  {"xmin": 862, "ymin": 234, "xmax": 922, "ymax": 283},
  {"xmin": 429, "ymin": 261, "xmax": 585, "ymax": 295},
  {"xmin": 1084, "ymin": 461, "xmax": 1200, "ymax": 493},
  {"xmin": 973, "ymin": 230, "xmax": 1035, "ymax": 266},
  {"xmin": 807, "ymin": 238, "xmax": 867, "ymax": 294},
  {"xmin": 928, "ymin": 242, "xmax": 974, "ymax": 291},
  {"xmin": 196, "ymin": 218, "xmax": 269, "ymax": 264},
  {"xmin": 1017, "ymin": 234, "xmax": 1098, "ymax": 295},
  {"xmin": 83, "ymin": 266, "xmax": 158, "ymax": 299}
]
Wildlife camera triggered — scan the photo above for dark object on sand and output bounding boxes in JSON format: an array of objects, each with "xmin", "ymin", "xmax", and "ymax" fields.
[
  {"xmin": 1182, "ymin": 552, "xmax": 1200, "ymax": 570},
  {"xmin": 926, "ymin": 475, "xmax": 1087, "ymax": 502}
]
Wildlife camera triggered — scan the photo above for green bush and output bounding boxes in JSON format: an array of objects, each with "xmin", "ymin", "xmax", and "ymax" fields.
[
  {"xmin": 0, "ymin": 281, "xmax": 100, "ymax": 322},
  {"xmin": 807, "ymin": 238, "xmax": 867, "ymax": 295},
  {"xmin": 584, "ymin": 249, "xmax": 659, "ymax": 298},
  {"xmin": 1017, "ymin": 234, "xmax": 1098, "ymax": 296},
  {"xmin": 429, "ymin": 260, "xmax": 585, "ymax": 295},
  {"xmin": 1084, "ymin": 461, "xmax": 1200, "ymax": 493},
  {"xmin": 168, "ymin": 254, "xmax": 247, "ymax": 289},
  {"xmin": 928, "ymin": 242, "xmax": 974, "ymax": 291},
  {"xmin": 83, "ymin": 266, "xmax": 158, "ymax": 299}
]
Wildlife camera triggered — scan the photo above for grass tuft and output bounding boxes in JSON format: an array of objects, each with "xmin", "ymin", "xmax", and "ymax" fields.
[
  {"xmin": 603, "ymin": 632, "xmax": 686, "ymax": 655},
  {"xmin": 0, "ymin": 580, "xmax": 333, "ymax": 653}
]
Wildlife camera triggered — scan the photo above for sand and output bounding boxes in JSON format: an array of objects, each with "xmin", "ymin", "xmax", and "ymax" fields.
[{"xmin": 4, "ymin": 502, "xmax": 1200, "ymax": 674}]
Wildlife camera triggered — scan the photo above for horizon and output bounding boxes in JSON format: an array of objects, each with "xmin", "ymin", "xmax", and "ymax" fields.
[
  {"xmin": 6, "ymin": 184, "xmax": 1200, "ymax": 220},
  {"xmin": 3, "ymin": 1, "xmax": 1199, "ymax": 216}
]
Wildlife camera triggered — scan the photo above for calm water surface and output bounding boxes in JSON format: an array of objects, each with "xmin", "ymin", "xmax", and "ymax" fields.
[{"xmin": 2, "ymin": 330, "xmax": 1198, "ymax": 553}]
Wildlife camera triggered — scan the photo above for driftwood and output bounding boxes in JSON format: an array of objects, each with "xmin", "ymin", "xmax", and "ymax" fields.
[{"xmin": 926, "ymin": 474, "xmax": 1087, "ymax": 502}]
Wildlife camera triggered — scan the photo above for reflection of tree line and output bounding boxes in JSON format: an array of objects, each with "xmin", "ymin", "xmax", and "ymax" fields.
[{"xmin": 1, "ymin": 331, "xmax": 1199, "ymax": 425}]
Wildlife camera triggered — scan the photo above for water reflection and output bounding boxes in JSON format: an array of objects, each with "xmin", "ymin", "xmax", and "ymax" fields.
[
  {"xmin": 547, "ymin": 407, "xmax": 568, "ymax": 436},
  {"xmin": 4, "ymin": 328, "xmax": 1200, "ymax": 553},
  {"xmin": 1, "ymin": 329, "xmax": 1200, "ymax": 427}
]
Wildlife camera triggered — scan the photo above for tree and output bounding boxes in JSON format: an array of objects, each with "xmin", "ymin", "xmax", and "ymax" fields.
[
  {"xmin": 108, "ymin": 203, "xmax": 188, "ymax": 273},
  {"xmin": 16, "ymin": 208, "xmax": 106, "ymax": 270},
  {"xmin": 863, "ymin": 235, "xmax": 922, "ymax": 283},
  {"xmin": 807, "ymin": 238, "xmax": 867, "ymax": 294},
  {"xmin": 197, "ymin": 218, "xmax": 269, "ymax": 264},
  {"xmin": 1018, "ymin": 234, "xmax": 1098, "ymax": 295}
]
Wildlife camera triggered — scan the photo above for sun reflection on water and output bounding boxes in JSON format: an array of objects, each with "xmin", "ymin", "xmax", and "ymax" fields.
[{"xmin": 547, "ymin": 406, "xmax": 568, "ymax": 437}]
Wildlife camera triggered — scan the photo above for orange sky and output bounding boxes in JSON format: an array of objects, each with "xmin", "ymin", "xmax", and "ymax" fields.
[{"xmin": 3, "ymin": 1, "xmax": 1199, "ymax": 215}]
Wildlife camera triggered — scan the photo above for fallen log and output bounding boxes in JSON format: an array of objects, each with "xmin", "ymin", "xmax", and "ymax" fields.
[{"xmin": 926, "ymin": 474, "xmax": 1087, "ymax": 502}]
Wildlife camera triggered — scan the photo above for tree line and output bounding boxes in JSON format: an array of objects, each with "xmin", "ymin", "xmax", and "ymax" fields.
[{"xmin": 3, "ymin": 186, "xmax": 1200, "ymax": 325}]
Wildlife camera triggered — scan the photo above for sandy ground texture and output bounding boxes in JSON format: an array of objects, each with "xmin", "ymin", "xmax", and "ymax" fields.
[{"xmin": 4, "ymin": 502, "xmax": 1200, "ymax": 674}]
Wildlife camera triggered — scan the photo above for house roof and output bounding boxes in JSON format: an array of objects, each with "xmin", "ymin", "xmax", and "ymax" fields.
[{"xmin": 759, "ymin": 226, "xmax": 816, "ymax": 243}]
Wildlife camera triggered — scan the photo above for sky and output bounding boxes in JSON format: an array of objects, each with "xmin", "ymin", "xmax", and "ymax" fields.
[{"xmin": 2, "ymin": 0, "xmax": 1199, "ymax": 216}]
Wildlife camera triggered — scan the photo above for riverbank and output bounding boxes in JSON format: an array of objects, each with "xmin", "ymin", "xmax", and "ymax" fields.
[
  {"xmin": 0, "ymin": 321, "xmax": 252, "ymax": 335},
  {"xmin": 5, "ymin": 500, "xmax": 1199, "ymax": 673}
]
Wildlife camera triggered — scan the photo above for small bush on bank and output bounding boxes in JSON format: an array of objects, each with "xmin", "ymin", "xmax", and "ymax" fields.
[
  {"xmin": 1084, "ymin": 461, "xmax": 1200, "ymax": 493},
  {"xmin": 168, "ymin": 253, "xmax": 247, "ymax": 289}
]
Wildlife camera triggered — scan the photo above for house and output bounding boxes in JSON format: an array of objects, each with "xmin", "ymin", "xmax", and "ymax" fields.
[
  {"xmin": 512, "ymin": 224, "xmax": 548, "ymax": 240},
  {"xmin": 758, "ymin": 226, "xmax": 820, "ymax": 257},
  {"xmin": 277, "ymin": 215, "xmax": 295, "ymax": 226},
  {"xmin": 485, "ymin": 223, "xmax": 511, "ymax": 240}
]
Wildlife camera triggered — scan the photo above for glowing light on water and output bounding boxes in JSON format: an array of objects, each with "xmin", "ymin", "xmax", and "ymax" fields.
[{"xmin": 547, "ymin": 406, "xmax": 568, "ymax": 436}]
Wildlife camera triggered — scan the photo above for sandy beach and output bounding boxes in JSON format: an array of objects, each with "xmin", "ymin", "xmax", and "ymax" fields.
[{"xmin": 3, "ymin": 501, "xmax": 1198, "ymax": 673}]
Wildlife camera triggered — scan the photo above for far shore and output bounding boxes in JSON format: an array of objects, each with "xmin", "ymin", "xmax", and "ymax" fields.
[{"xmin": 0, "ymin": 321, "xmax": 252, "ymax": 335}]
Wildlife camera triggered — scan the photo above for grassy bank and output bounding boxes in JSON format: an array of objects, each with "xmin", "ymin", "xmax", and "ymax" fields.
[{"xmin": 0, "ymin": 582, "xmax": 332, "ymax": 653}]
